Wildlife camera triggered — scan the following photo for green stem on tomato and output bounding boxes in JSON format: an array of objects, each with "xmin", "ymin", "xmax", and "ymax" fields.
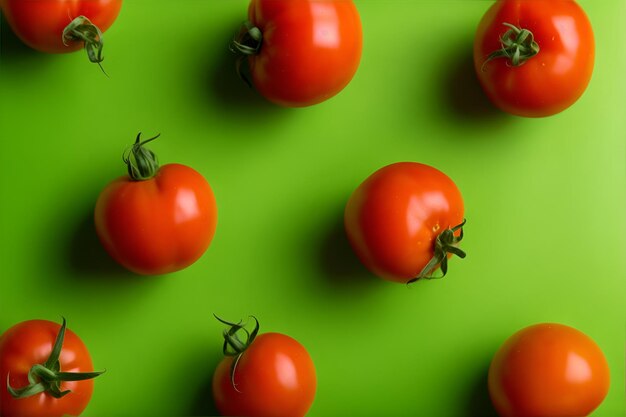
[
  {"xmin": 482, "ymin": 22, "xmax": 540, "ymax": 70},
  {"xmin": 229, "ymin": 21, "xmax": 263, "ymax": 88},
  {"xmin": 6, "ymin": 318, "xmax": 104, "ymax": 400},
  {"xmin": 230, "ymin": 21, "xmax": 263, "ymax": 56},
  {"xmin": 62, "ymin": 15, "xmax": 108, "ymax": 75},
  {"xmin": 123, "ymin": 133, "xmax": 161, "ymax": 181},
  {"xmin": 214, "ymin": 314, "xmax": 260, "ymax": 392},
  {"xmin": 408, "ymin": 219, "xmax": 467, "ymax": 284}
]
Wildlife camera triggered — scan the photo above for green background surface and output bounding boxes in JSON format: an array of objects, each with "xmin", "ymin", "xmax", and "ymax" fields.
[{"xmin": 1, "ymin": 1, "xmax": 625, "ymax": 416}]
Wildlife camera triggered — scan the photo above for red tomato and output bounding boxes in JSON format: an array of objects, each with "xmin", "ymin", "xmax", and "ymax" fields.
[
  {"xmin": 94, "ymin": 133, "xmax": 218, "ymax": 275},
  {"xmin": 0, "ymin": 318, "xmax": 102, "ymax": 417},
  {"xmin": 489, "ymin": 323, "xmax": 610, "ymax": 417},
  {"xmin": 231, "ymin": 0, "xmax": 362, "ymax": 107},
  {"xmin": 344, "ymin": 162, "xmax": 465, "ymax": 283},
  {"xmin": 473, "ymin": 0, "xmax": 594, "ymax": 117},
  {"xmin": 212, "ymin": 317, "xmax": 316, "ymax": 417},
  {"xmin": 0, "ymin": 0, "xmax": 122, "ymax": 65}
]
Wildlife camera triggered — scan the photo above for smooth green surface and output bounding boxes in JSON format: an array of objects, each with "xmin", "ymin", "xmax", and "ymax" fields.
[{"xmin": 1, "ymin": 1, "xmax": 625, "ymax": 416}]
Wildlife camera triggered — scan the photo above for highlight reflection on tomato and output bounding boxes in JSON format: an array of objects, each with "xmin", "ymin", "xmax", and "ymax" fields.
[
  {"xmin": 0, "ymin": 0, "xmax": 122, "ymax": 67},
  {"xmin": 212, "ymin": 316, "xmax": 316, "ymax": 417},
  {"xmin": 231, "ymin": 0, "xmax": 363, "ymax": 107},
  {"xmin": 344, "ymin": 162, "xmax": 466, "ymax": 283},
  {"xmin": 474, "ymin": 0, "xmax": 594, "ymax": 117},
  {"xmin": 0, "ymin": 318, "xmax": 103, "ymax": 417},
  {"xmin": 94, "ymin": 133, "xmax": 218, "ymax": 275},
  {"xmin": 489, "ymin": 323, "xmax": 610, "ymax": 417}
]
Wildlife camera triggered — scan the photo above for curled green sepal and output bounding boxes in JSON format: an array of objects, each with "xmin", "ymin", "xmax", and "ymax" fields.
[
  {"xmin": 482, "ymin": 22, "xmax": 540, "ymax": 70},
  {"xmin": 229, "ymin": 21, "xmax": 263, "ymax": 88},
  {"xmin": 229, "ymin": 21, "xmax": 263, "ymax": 56},
  {"xmin": 6, "ymin": 317, "xmax": 104, "ymax": 400},
  {"xmin": 408, "ymin": 219, "xmax": 467, "ymax": 284},
  {"xmin": 62, "ymin": 15, "xmax": 107, "ymax": 74},
  {"xmin": 214, "ymin": 314, "xmax": 259, "ymax": 392},
  {"xmin": 123, "ymin": 133, "xmax": 161, "ymax": 181}
]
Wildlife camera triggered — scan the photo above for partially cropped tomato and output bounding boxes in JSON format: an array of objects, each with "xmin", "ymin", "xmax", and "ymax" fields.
[
  {"xmin": 231, "ymin": 0, "xmax": 363, "ymax": 107},
  {"xmin": 94, "ymin": 133, "xmax": 218, "ymax": 275},
  {"xmin": 489, "ymin": 323, "xmax": 610, "ymax": 417},
  {"xmin": 344, "ymin": 162, "xmax": 466, "ymax": 283},
  {"xmin": 0, "ymin": 318, "xmax": 103, "ymax": 417},
  {"xmin": 212, "ymin": 316, "xmax": 316, "ymax": 417},
  {"xmin": 473, "ymin": 0, "xmax": 594, "ymax": 117},
  {"xmin": 0, "ymin": 0, "xmax": 122, "ymax": 67}
]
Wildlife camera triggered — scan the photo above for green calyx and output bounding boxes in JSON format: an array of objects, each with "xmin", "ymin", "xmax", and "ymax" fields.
[
  {"xmin": 483, "ymin": 22, "xmax": 540, "ymax": 69},
  {"xmin": 230, "ymin": 21, "xmax": 263, "ymax": 56},
  {"xmin": 7, "ymin": 318, "xmax": 104, "ymax": 400},
  {"xmin": 123, "ymin": 133, "xmax": 161, "ymax": 181},
  {"xmin": 62, "ymin": 16, "xmax": 107, "ymax": 74},
  {"xmin": 229, "ymin": 21, "xmax": 263, "ymax": 88},
  {"xmin": 214, "ymin": 314, "xmax": 259, "ymax": 392},
  {"xmin": 408, "ymin": 219, "xmax": 467, "ymax": 284}
]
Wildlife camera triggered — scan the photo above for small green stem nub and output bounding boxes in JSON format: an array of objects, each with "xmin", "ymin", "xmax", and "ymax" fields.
[
  {"xmin": 123, "ymin": 133, "xmax": 161, "ymax": 181},
  {"xmin": 6, "ymin": 318, "xmax": 104, "ymax": 400},
  {"xmin": 214, "ymin": 314, "xmax": 260, "ymax": 392},
  {"xmin": 229, "ymin": 21, "xmax": 263, "ymax": 56},
  {"xmin": 482, "ymin": 22, "xmax": 540, "ymax": 70},
  {"xmin": 408, "ymin": 219, "xmax": 467, "ymax": 284},
  {"xmin": 62, "ymin": 16, "xmax": 108, "ymax": 75},
  {"xmin": 229, "ymin": 21, "xmax": 263, "ymax": 88}
]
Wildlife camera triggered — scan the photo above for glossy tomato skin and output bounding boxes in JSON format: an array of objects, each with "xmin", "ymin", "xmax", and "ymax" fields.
[
  {"xmin": 213, "ymin": 332, "xmax": 317, "ymax": 417},
  {"xmin": 474, "ymin": 0, "xmax": 594, "ymax": 117},
  {"xmin": 246, "ymin": 0, "xmax": 362, "ymax": 107},
  {"xmin": 489, "ymin": 323, "xmax": 610, "ymax": 417},
  {"xmin": 94, "ymin": 163, "xmax": 217, "ymax": 275},
  {"xmin": 344, "ymin": 162, "xmax": 464, "ymax": 283},
  {"xmin": 0, "ymin": 320, "xmax": 96, "ymax": 417},
  {"xmin": 0, "ymin": 0, "xmax": 122, "ymax": 54}
]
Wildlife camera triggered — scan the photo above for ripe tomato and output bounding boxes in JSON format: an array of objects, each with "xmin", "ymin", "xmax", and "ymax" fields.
[
  {"xmin": 0, "ymin": 0, "xmax": 122, "ymax": 66},
  {"xmin": 473, "ymin": 0, "xmax": 594, "ymax": 117},
  {"xmin": 489, "ymin": 323, "xmax": 610, "ymax": 417},
  {"xmin": 212, "ymin": 316, "xmax": 316, "ymax": 417},
  {"xmin": 344, "ymin": 162, "xmax": 465, "ymax": 283},
  {"xmin": 0, "ymin": 318, "xmax": 103, "ymax": 417},
  {"xmin": 94, "ymin": 133, "xmax": 218, "ymax": 275},
  {"xmin": 231, "ymin": 0, "xmax": 363, "ymax": 107}
]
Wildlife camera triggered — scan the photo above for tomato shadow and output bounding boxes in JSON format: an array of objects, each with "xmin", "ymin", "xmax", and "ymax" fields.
[
  {"xmin": 464, "ymin": 363, "xmax": 499, "ymax": 417},
  {"xmin": 188, "ymin": 355, "xmax": 221, "ymax": 416},
  {"xmin": 0, "ymin": 13, "xmax": 42, "ymax": 62},
  {"xmin": 64, "ymin": 209, "xmax": 133, "ymax": 279},
  {"xmin": 189, "ymin": 377, "xmax": 219, "ymax": 417},
  {"xmin": 439, "ymin": 42, "xmax": 504, "ymax": 122},
  {"xmin": 316, "ymin": 210, "xmax": 380, "ymax": 291},
  {"xmin": 197, "ymin": 23, "xmax": 286, "ymax": 122}
]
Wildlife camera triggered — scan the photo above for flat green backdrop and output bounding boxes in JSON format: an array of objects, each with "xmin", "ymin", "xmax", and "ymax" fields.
[{"xmin": 1, "ymin": 1, "xmax": 625, "ymax": 416}]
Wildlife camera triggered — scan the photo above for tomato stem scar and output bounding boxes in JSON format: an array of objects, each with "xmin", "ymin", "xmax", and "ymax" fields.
[
  {"xmin": 6, "ymin": 318, "xmax": 104, "ymax": 400},
  {"xmin": 214, "ymin": 314, "xmax": 260, "ymax": 392},
  {"xmin": 482, "ymin": 22, "xmax": 540, "ymax": 70},
  {"xmin": 230, "ymin": 21, "xmax": 263, "ymax": 56},
  {"xmin": 408, "ymin": 219, "xmax": 467, "ymax": 284},
  {"xmin": 123, "ymin": 133, "xmax": 161, "ymax": 181},
  {"xmin": 229, "ymin": 21, "xmax": 263, "ymax": 88},
  {"xmin": 62, "ymin": 16, "xmax": 108, "ymax": 75}
]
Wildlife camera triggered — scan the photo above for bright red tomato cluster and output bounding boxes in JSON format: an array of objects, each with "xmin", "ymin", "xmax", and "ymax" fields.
[{"xmin": 0, "ymin": 0, "xmax": 613, "ymax": 417}]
